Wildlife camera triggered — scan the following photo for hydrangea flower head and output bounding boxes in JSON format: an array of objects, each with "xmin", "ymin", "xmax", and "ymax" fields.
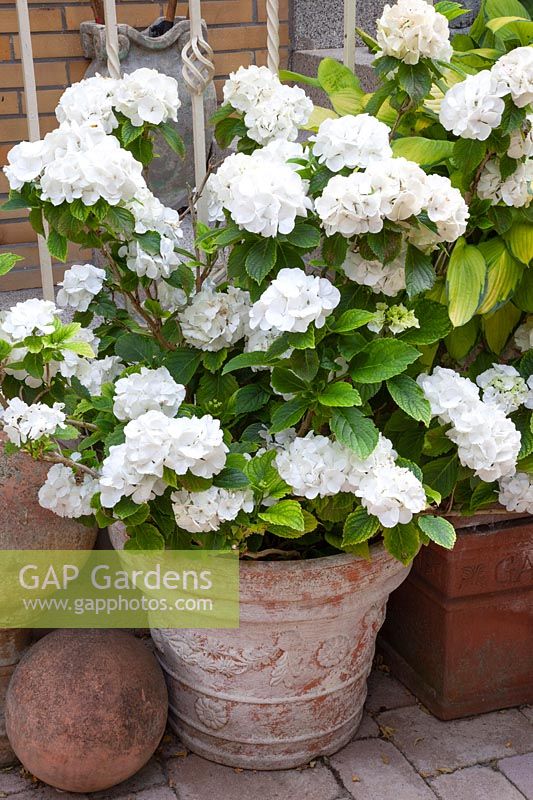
[
  {"xmin": 376, "ymin": 0, "xmax": 452, "ymax": 65},
  {"xmin": 249, "ymin": 268, "xmax": 340, "ymax": 334},
  {"xmin": 38, "ymin": 464, "xmax": 97, "ymax": 518},
  {"xmin": 179, "ymin": 284, "xmax": 251, "ymax": 352},
  {"xmin": 172, "ymin": 487, "xmax": 254, "ymax": 533},
  {"xmin": 0, "ymin": 398, "xmax": 65, "ymax": 446},
  {"xmin": 56, "ymin": 263, "xmax": 106, "ymax": 312},
  {"xmin": 113, "ymin": 68, "xmax": 180, "ymax": 126},
  {"xmin": 311, "ymin": 114, "xmax": 392, "ymax": 172},
  {"xmin": 113, "ymin": 366, "xmax": 186, "ymax": 421},
  {"xmin": 439, "ymin": 71, "xmax": 505, "ymax": 141}
]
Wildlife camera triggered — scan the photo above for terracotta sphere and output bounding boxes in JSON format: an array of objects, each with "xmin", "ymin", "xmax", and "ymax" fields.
[{"xmin": 5, "ymin": 630, "xmax": 168, "ymax": 793}]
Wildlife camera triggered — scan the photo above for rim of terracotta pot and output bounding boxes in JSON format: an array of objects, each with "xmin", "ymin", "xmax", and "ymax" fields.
[{"xmin": 81, "ymin": 17, "xmax": 193, "ymax": 50}]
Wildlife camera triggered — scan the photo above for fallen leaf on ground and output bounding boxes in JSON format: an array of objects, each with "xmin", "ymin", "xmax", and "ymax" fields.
[
  {"xmin": 437, "ymin": 767, "xmax": 453, "ymax": 774},
  {"xmin": 380, "ymin": 754, "xmax": 390, "ymax": 765},
  {"xmin": 352, "ymin": 775, "xmax": 361, "ymax": 783},
  {"xmin": 379, "ymin": 725, "xmax": 395, "ymax": 739}
]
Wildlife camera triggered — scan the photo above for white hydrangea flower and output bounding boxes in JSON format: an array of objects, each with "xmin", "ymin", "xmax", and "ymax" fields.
[
  {"xmin": 223, "ymin": 65, "xmax": 279, "ymax": 113},
  {"xmin": 419, "ymin": 174, "xmax": 469, "ymax": 244},
  {"xmin": 275, "ymin": 433, "xmax": 352, "ymax": 499},
  {"xmin": 38, "ymin": 464, "xmax": 97, "ymax": 518},
  {"xmin": 491, "ymin": 46, "xmax": 533, "ymax": 109},
  {"xmin": 57, "ymin": 328, "xmax": 99, "ymax": 380},
  {"xmin": 56, "ymin": 263, "xmax": 106, "ymax": 312},
  {"xmin": 113, "ymin": 68, "xmax": 180, "ymax": 126},
  {"xmin": 119, "ymin": 239, "xmax": 181, "ymax": 281},
  {"xmin": 342, "ymin": 434, "xmax": 398, "ymax": 491},
  {"xmin": 514, "ymin": 318, "xmax": 533, "ymax": 353},
  {"xmin": 126, "ymin": 186, "xmax": 183, "ymax": 244},
  {"xmin": 439, "ymin": 70, "xmax": 505, "ymax": 141},
  {"xmin": 477, "ymin": 158, "xmax": 533, "ymax": 208},
  {"xmin": 275, "ymin": 431, "xmax": 424, "ymax": 526},
  {"xmin": 223, "ymin": 66, "xmax": 312, "ymax": 144},
  {"xmin": 244, "ymin": 83, "xmax": 313, "ymax": 145},
  {"xmin": 249, "ymin": 267, "xmax": 340, "ymax": 334},
  {"xmin": 417, "ymin": 366, "xmax": 481, "ymax": 425},
  {"xmin": 508, "ymin": 114, "xmax": 533, "ymax": 159},
  {"xmin": 476, "ymin": 364, "xmax": 533, "ymax": 414},
  {"xmin": 311, "ymin": 114, "xmax": 392, "ymax": 172},
  {"xmin": 0, "ymin": 398, "xmax": 65, "ymax": 446},
  {"xmin": 447, "ymin": 403, "xmax": 521, "ymax": 482},
  {"xmin": 171, "ymin": 486, "xmax": 254, "ymax": 533},
  {"xmin": 254, "ymin": 139, "xmax": 306, "ymax": 169},
  {"xmin": 38, "ymin": 125, "xmax": 145, "ymax": 207},
  {"xmin": 99, "ymin": 410, "xmax": 228, "ymax": 507},
  {"xmin": 3, "ymin": 139, "xmax": 48, "ymax": 189},
  {"xmin": 69, "ymin": 354, "xmax": 124, "ymax": 395},
  {"xmin": 56, "ymin": 75, "xmax": 118, "ymax": 133},
  {"xmin": 156, "ymin": 279, "xmax": 188, "ymax": 313},
  {"xmin": 498, "ymin": 472, "xmax": 533, "ymax": 514},
  {"xmin": 418, "ymin": 367, "xmax": 521, "ymax": 482},
  {"xmin": 376, "ymin": 0, "xmax": 452, "ymax": 64},
  {"xmin": 206, "ymin": 152, "xmax": 311, "ymax": 237},
  {"xmin": 356, "ymin": 463, "xmax": 427, "ymax": 527},
  {"xmin": 0, "ymin": 298, "xmax": 57, "ymax": 342},
  {"xmin": 179, "ymin": 284, "xmax": 251, "ymax": 351},
  {"xmin": 366, "ymin": 157, "xmax": 428, "ymax": 222},
  {"xmin": 244, "ymin": 328, "xmax": 293, "ymax": 371},
  {"xmin": 113, "ymin": 366, "xmax": 185, "ymax": 421},
  {"xmin": 368, "ymin": 303, "xmax": 419, "ymax": 335},
  {"xmin": 315, "ymin": 173, "xmax": 384, "ymax": 236},
  {"xmin": 343, "ymin": 248, "xmax": 407, "ymax": 297}
]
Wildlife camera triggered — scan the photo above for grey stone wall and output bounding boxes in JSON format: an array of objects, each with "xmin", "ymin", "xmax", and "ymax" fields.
[{"xmin": 289, "ymin": 0, "xmax": 481, "ymax": 54}]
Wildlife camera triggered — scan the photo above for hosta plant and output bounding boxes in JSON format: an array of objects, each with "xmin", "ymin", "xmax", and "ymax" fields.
[{"xmin": 0, "ymin": 0, "xmax": 532, "ymax": 564}]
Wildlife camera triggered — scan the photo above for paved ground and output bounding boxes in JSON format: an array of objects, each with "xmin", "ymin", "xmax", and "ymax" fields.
[{"xmin": 1, "ymin": 665, "xmax": 532, "ymax": 800}]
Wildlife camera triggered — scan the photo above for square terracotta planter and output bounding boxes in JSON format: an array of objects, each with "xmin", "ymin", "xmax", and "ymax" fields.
[{"xmin": 379, "ymin": 513, "xmax": 533, "ymax": 720}]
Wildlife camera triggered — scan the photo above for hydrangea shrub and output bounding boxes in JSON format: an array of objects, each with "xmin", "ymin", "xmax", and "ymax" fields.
[{"xmin": 0, "ymin": 1, "xmax": 532, "ymax": 563}]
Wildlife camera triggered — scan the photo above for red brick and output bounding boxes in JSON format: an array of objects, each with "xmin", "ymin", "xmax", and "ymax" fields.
[
  {"xmin": 209, "ymin": 23, "xmax": 288, "ymax": 52},
  {"xmin": 13, "ymin": 33, "xmax": 84, "ymax": 60},
  {"xmin": 0, "ymin": 91, "xmax": 20, "ymax": 116},
  {"xmin": 0, "ymin": 8, "xmax": 63, "ymax": 33},
  {"xmin": 214, "ymin": 51, "xmax": 252, "ymax": 77},
  {"xmin": 0, "ymin": 220, "xmax": 35, "ymax": 246},
  {"xmin": 0, "ymin": 61, "xmax": 70, "ymax": 91},
  {"xmin": 21, "ymin": 88, "xmax": 63, "ymax": 114},
  {"xmin": 257, "ymin": 0, "xmax": 289, "ymax": 23},
  {"xmin": 0, "ymin": 35, "xmax": 12, "ymax": 61}
]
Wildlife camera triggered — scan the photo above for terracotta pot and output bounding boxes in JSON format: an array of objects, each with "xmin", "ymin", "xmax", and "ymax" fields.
[
  {"xmin": 379, "ymin": 513, "xmax": 533, "ymax": 720},
  {"xmin": 80, "ymin": 18, "xmax": 217, "ymax": 210},
  {"xmin": 110, "ymin": 523, "xmax": 409, "ymax": 769},
  {"xmin": 0, "ymin": 436, "xmax": 98, "ymax": 765}
]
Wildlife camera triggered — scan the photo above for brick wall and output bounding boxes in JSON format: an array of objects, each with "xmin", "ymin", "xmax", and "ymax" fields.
[{"xmin": 0, "ymin": 0, "xmax": 289, "ymax": 291}]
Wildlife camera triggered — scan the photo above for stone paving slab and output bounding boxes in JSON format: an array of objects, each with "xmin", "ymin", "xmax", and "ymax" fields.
[
  {"xmin": 498, "ymin": 753, "xmax": 533, "ymax": 800},
  {"xmin": 364, "ymin": 670, "xmax": 416, "ymax": 716},
  {"xmin": 353, "ymin": 712, "xmax": 380, "ymax": 739},
  {"xmin": 521, "ymin": 707, "xmax": 533, "ymax": 725},
  {"xmin": 1, "ymin": 674, "xmax": 532, "ymax": 800},
  {"xmin": 93, "ymin": 762, "xmax": 167, "ymax": 800},
  {"xmin": 429, "ymin": 765, "xmax": 525, "ymax": 800},
  {"xmin": 376, "ymin": 705, "xmax": 533, "ymax": 775},
  {"xmin": 166, "ymin": 755, "xmax": 343, "ymax": 800},
  {"xmin": 329, "ymin": 739, "xmax": 435, "ymax": 800}
]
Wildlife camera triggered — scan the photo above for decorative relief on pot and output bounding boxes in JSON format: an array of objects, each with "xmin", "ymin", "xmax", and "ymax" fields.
[
  {"xmin": 316, "ymin": 635, "xmax": 351, "ymax": 668},
  {"xmin": 194, "ymin": 697, "xmax": 229, "ymax": 731},
  {"xmin": 153, "ymin": 631, "xmax": 279, "ymax": 676},
  {"xmin": 460, "ymin": 563, "xmax": 487, "ymax": 588}
]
